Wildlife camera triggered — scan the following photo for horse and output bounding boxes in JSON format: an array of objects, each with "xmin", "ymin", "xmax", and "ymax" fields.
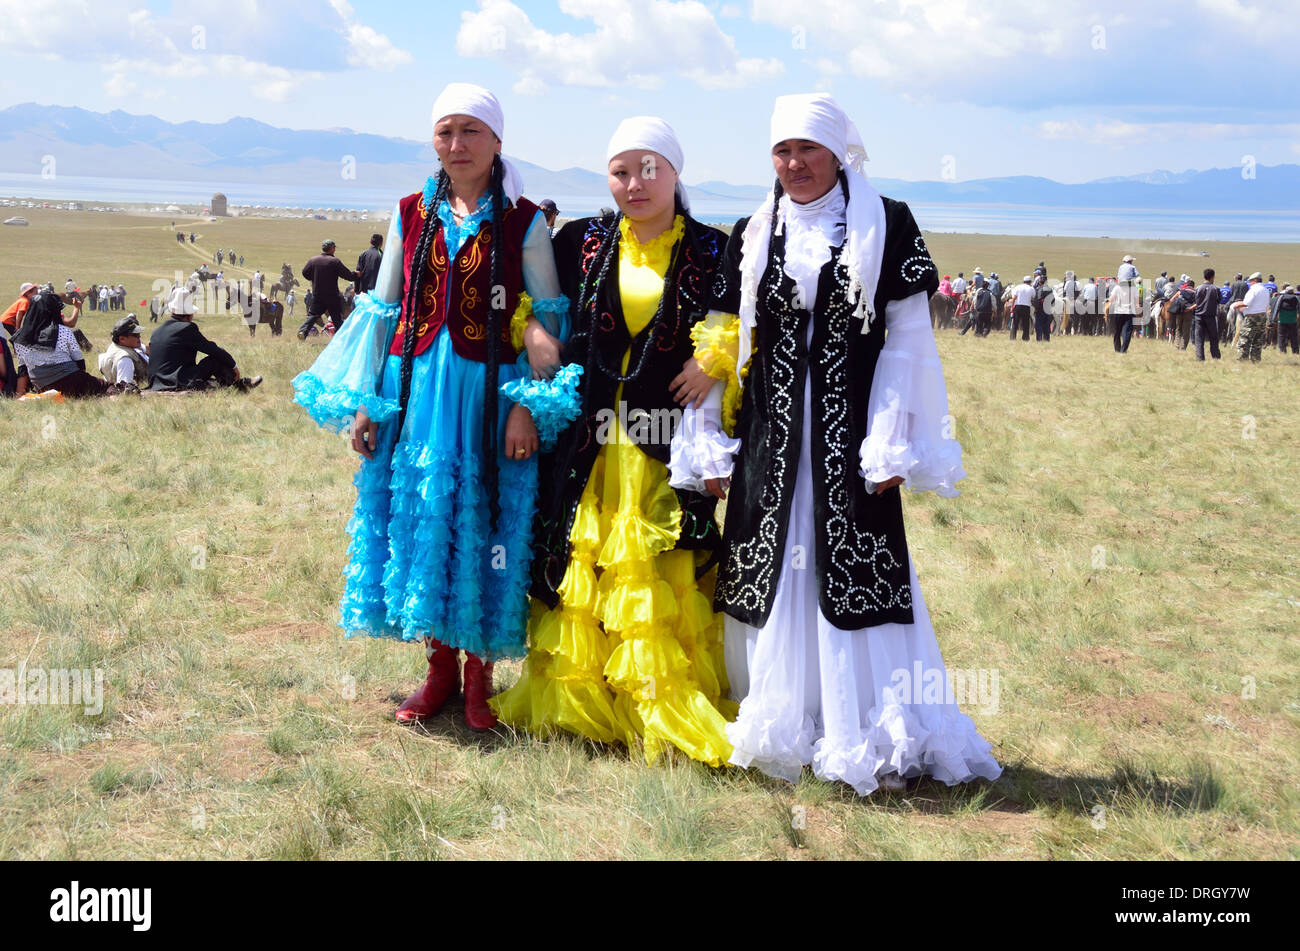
[
  {"xmin": 258, "ymin": 297, "xmax": 284, "ymax": 335},
  {"xmin": 265, "ymin": 263, "xmax": 300, "ymax": 301},
  {"xmin": 242, "ymin": 296, "xmax": 283, "ymax": 336},
  {"xmin": 930, "ymin": 293, "xmax": 957, "ymax": 330}
]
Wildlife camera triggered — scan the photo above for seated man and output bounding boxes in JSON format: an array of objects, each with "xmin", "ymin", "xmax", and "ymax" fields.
[
  {"xmin": 149, "ymin": 285, "xmax": 262, "ymax": 392},
  {"xmin": 98, "ymin": 314, "xmax": 151, "ymax": 391}
]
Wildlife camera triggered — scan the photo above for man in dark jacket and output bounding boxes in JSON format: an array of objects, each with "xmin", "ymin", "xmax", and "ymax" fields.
[
  {"xmin": 149, "ymin": 285, "xmax": 262, "ymax": 391},
  {"xmin": 1192, "ymin": 268, "xmax": 1222, "ymax": 361},
  {"xmin": 355, "ymin": 233, "xmax": 383, "ymax": 294},
  {"xmin": 297, "ymin": 239, "xmax": 358, "ymax": 340}
]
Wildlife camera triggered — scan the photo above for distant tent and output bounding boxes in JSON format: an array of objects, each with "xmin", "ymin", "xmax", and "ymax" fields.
[{"xmin": 165, "ymin": 204, "xmax": 183, "ymax": 212}]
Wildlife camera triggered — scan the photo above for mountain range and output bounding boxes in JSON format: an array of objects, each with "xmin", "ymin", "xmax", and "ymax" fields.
[{"xmin": 2, "ymin": 103, "xmax": 1297, "ymax": 212}]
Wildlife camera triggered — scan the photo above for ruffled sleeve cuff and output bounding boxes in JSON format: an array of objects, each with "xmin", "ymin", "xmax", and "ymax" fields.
[
  {"xmin": 669, "ymin": 381, "xmax": 741, "ymax": 493},
  {"xmin": 529, "ymin": 294, "xmax": 571, "ymax": 342},
  {"xmin": 499, "ymin": 362, "xmax": 584, "ymax": 451},
  {"xmin": 691, "ymin": 311, "xmax": 745, "ymax": 435},
  {"xmin": 291, "ymin": 292, "xmax": 401, "ymax": 433},
  {"xmin": 858, "ymin": 291, "xmax": 966, "ymax": 498}
]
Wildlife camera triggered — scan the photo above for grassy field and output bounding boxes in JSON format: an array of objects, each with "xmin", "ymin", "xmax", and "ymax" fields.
[{"xmin": 0, "ymin": 208, "xmax": 1297, "ymax": 860}]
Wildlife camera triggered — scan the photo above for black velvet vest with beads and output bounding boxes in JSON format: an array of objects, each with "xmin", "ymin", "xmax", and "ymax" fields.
[
  {"xmin": 715, "ymin": 195, "xmax": 939, "ymax": 631},
  {"xmin": 529, "ymin": 213, "xmax": 732, "ymax": 608}
]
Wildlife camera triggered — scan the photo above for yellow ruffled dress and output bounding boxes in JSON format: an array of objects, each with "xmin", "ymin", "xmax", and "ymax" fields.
[{"xmin": 491, "ymin": 216, "xmax": 737, "ymax": 766}]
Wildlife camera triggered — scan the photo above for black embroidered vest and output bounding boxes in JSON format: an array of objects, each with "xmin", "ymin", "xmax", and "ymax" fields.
[
  {"xmin": 529, "ymin": 213, "xmax": 732, "ymax": 607},
  {"xmin": 715, "ymin": 195, "xmax": 939, "ymax": 630}
]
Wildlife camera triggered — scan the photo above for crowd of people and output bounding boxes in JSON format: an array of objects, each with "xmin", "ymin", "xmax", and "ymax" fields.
[
  {"xmin": 0, "ymin": 281, "xmax": 263, "ymax": 398},
  {"xmin": 934, "ymin": 258, "xmax": 1296, "ymax": 362},
  {"xmin": 61, "ymin": 279, "xmax": 132, "ymax": 312}
]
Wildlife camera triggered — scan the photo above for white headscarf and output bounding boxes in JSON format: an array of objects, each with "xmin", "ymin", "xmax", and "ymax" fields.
[
  {"xmin": 606, "ymin": 116, "xmax": 690, "ymax": 211},
  {"xmin": 735, "ymin": 93, "xmax": 886, "ymax": 383},
  {"xmin": 430, "ymin": 82, "xmax": 524, "ymax": 204}
]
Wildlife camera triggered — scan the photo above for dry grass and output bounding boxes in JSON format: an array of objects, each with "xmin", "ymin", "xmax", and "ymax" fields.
[{"xmin": 0, "ymin": 209, "xmax": 1297, "ymax": 860}]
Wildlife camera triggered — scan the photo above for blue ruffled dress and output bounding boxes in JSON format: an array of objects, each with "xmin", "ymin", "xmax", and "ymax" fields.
[{"xmin": 293, "ymin": 187, "xmax": 575, "ymax": 660}]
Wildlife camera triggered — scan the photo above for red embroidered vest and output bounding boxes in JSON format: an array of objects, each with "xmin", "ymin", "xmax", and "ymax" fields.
[{"xmin": 389, "ymin": 191, "xmax": 537, "ymax": 361}]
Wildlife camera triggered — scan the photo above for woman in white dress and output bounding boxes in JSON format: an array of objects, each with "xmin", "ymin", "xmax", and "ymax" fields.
[{"xmin": 670, "ymin": 93, "xmax": 1002, "ymax": 795}]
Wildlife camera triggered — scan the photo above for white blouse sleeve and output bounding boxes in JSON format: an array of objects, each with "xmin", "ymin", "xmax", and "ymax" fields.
[
  {"xmin": 520, "ymin": 210, "xmax": 569, "ymax": 340},
  {"xmin": 859, "ymin": 290, "xmax": 966, "ymax": 498},
  {"xmin": 668, "ymin": 380, "xmax": 741, "ymax": 492}
]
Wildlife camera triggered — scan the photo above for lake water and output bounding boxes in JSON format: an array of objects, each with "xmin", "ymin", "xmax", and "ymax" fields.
[{"xmin": 2, "ymin": 172, "xmax": 1296, "ymax": 242}]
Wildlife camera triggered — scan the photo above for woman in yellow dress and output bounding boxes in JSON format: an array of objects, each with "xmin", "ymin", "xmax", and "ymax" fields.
[{"xmin": 490, "ymin": 118, "xmax": 741, "ymax": 765}]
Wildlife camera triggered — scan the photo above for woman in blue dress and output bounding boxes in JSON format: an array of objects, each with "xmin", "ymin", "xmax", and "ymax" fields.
[{"xmin": 293, "ymin": 84, "xmax": 573, "ymax": 730}]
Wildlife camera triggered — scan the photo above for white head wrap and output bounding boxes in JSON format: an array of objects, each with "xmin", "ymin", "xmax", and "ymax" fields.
[
  {"xmin": 430, "ymin": 82, "xmax": 524, "ymax": 204},
  {"xmin": 605, "ymin": 116, "xmax": 690, "ymax": 212},
  {"xmin": 735, "ymin": 93, "xmax": 886, "ymax": 382},
  {"xmin": 769, "ymin": 92, "xmax": 869, "ymax": 171}
]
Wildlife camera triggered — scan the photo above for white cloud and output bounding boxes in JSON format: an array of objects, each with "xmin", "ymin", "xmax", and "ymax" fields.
[
  {"xmin": 1195, "ymin": 0, "xmax": 1262, "ymax": 26},
  {"xmin": 749, "ymin": 0, "xmax": 1293, "ymax": 108},
  {"xmin": 214, "ymin": 56, "xmax": 322, "ymax": 102},
  {"xmin": 104, "ymin": 71, "xmax": 136, "ymax": 99},
  {"xmin": 343, "ymin": 22, "xmax": 413, "ymax": 71},
  {"xmin": 0, "ymin": 0, "xmax": 410, "ymax": 97},
  {"xmin": 754, "ymin": 0, "xmax": 1086, "ymax": 85},
  {"xmin": 456, "ymin": 0, "xmax": 784, "ymax": 93}
]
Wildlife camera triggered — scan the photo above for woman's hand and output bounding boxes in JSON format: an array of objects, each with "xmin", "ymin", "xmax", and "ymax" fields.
[
  {"xmin": 874, "ymin": 475, "xmax": 905, "ymax": 495},
  {"xmin": 351, "ymin": 406, "xmax": 380, "ymax": 460},
  {"xmin": 670, "ymin": 357, "xmax": 714, "ymax": 409},
  {"xmin": 504, "ymin": 404, "xmax": 539, "ymax": 462},
  {"xmin": 705, "ymin": 477, "xmax": 729, "ymax": 501},
  {"xmin": 523, "ymin": 318, "xmax": 562, "ymax": 381}
]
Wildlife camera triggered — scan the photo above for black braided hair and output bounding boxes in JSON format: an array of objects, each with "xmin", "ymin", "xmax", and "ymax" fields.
[
  {"xmin": 482, "ymin": 153, "xmax": 506, "ymax": 532},
  {"xmin": 396, "ymin": 171, "xmax": 449, "ymax": 437},
  {"xmin": 581, "ymin": 205, "xmax": 689, "ymax": 390},
  {"xmin": 577, "ymin": 208, "xmax": 622, "ymax": 335},
  {"xmin": 576, "ymin": 211, "xmax": 622, "ymax": 417},
  {"xmin": 766, "ymin": 176, "xmax": 785, "ymax": 277}
]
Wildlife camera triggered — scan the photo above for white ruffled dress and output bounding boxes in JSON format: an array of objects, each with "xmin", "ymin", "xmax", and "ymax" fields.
[{"xmin": 671, "ymin": 187, "xmax": 1002, "ymax": 796}]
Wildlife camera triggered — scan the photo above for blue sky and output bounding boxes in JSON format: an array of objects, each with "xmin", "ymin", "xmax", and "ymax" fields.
[{"xmin": 0, "ymin": 0, "xmax": 1294, "ymax": 186}]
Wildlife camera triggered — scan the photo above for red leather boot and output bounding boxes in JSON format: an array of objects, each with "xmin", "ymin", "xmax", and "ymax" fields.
[
  {"xmin": 462, "ymin": 654, "xmax": 498, "ymax": 731},
  {"xmin": 395, "ymin": 639, "xmax": 460, "ymax": 722}
]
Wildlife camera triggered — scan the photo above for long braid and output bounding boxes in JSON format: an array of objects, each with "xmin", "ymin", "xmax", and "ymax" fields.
[
  {"xmin": 482, "ymin": 154, "xmax": 506, "ymax": 532},
  {"xmin": 584, "ymin": 209, "xmax": 687, "ymax": 387},
  {"xmin": 577, "ymin": 213, "xmax": 622, "ymax": 416},
  {"xmin": 578, "ymin": 211, "xmax": 621, "ymax": 337},
  {"xmin": 396, "ymin": 171, "xmax": 448, "ymax": 437}
]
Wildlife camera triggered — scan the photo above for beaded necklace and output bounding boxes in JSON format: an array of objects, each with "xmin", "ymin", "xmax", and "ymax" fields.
[{"xmin": 580, "ymin": 214, "xmax": 683, "ymax": 386}]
